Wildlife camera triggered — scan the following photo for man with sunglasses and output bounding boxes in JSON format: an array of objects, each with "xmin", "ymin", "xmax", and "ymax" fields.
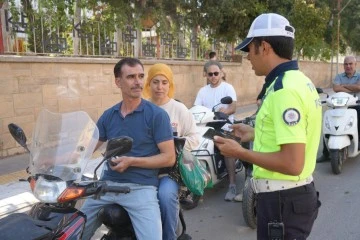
[
  {"xmin": 194, "ymin": 63, "xmax": 238, "ymax": 201},
  {"xmin": 203, "ymin": 51, "xmax": 227, "ymax": 82},
  {"xmin": 318, "ymin": 56, "xmax": 360, "ymax": 162}
]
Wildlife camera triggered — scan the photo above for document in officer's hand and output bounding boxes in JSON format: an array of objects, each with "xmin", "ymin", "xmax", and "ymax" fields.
[{"xmin": 221, "ymin": 123, "xmax": 233, "ymax": 132}]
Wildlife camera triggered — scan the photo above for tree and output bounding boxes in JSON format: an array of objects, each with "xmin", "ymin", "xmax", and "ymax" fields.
[
  {"xmin": 201, "ymin": 0, "xmax": 267, "ymax": 43},
  {"xmin": 339, "ymin": 0, "xmax": 360, "ymax": 53},
  {"xmin": 288, "ymin": 0, "xmax": 331, "ymax": 60},
  {"xmin": 5, "ymin": 0, "xmax": 358, "ymax": 60}
]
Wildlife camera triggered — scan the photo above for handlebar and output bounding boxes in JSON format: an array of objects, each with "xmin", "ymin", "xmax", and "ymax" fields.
[
  {"xmin": 102, "ymin": 185, "xmax": 130, "ymax": 194},
  {"xmin": 77, "ymin": 181, "xmax": 131, "ymax": 197},
  {"xmin": 233, "ymin": 115, "xmax": 256, "ymax": 126},
  {"xmin": 233, "ymin": 119, "xmax": 246, "ymax": 124}
]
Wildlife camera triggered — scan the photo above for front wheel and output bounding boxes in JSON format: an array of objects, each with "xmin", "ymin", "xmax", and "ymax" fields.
[
  {"xmin": 330, "ymin": 148, "xmax": 347, "ymax": 175},
  {"xmin": 242, "ymin": 177, "xmax": 257, "ymax": 229}
]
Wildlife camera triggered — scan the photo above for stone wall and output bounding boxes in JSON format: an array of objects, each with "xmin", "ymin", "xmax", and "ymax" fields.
[{"xmin": 0, "ymin": 56, "xmax": 336, "ymax": 158}]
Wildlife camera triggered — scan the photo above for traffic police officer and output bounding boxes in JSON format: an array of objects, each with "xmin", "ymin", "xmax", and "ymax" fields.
[{"xmin": 214, "ymin": 13, "xmax": 322, "ymax": 239}]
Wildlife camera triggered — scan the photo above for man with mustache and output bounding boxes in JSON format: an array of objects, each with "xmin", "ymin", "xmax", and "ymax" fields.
[{"xmin": 81, "ymin": 57, "xmax": 175, "ymax": 240}]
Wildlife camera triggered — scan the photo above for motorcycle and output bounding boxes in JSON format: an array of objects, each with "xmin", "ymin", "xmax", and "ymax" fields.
[
  {"xmin": 320, "ymin": 89, "xmax": 360, "ymax": 174},
  {"xmin": 184, "ymin": 97, "xmax": 243, "ymax": 210},
  {"xmin": 0, "ymin": 109, "xmax": 190, "ymax": 240}
]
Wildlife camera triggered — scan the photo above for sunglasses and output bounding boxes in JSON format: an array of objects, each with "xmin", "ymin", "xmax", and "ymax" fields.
[{"xmin": 207, "ymin": 71, "xmax": 220, "ymax": 77}]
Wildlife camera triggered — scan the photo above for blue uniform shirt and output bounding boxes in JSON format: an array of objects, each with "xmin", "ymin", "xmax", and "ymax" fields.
[{"xmin": 97, "ymin": 99, "xmax": 173, "ymax": 186}]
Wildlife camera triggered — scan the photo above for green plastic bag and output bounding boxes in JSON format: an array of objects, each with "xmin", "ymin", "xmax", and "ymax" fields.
[{"xmin": 178, "ymin": 149, "xmax": 211, "ymax": 196}]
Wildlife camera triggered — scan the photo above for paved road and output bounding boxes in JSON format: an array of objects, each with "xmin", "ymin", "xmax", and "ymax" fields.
[
  {"xmin": 5, "ymin": 153, "xmax": 359, "ymax": 240},
  {"xmin": 180, "ymin": 157, "xmax": 360, "ymax": 240}
]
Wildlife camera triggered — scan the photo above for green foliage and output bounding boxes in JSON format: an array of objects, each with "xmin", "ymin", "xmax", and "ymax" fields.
[
  {"xmin": 340, "ymin": 0, "xmax": 360, "ymax": 53},
  {"xmin": 201, "ymin": 0, "xmax": 267, "ymax": 42},
  {"xmin": 8, "ymin": 0, "xmax": 359, "ymax": 59},
  {"xmin": 288, "ymin": 0, "xmax": 331, "ymax": 60},
  {"xmin": 263, "ymin": 0, "xmax": 294, "ymax": 15},
  {"xmin": 261, "ymin": 0, "xmax": 332, "ymax": 60}
]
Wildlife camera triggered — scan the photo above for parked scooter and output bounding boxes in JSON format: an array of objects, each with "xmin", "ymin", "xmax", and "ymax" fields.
[
  {"xmin": 184, "ymin": 97, "xmax": 243, "ymax": 209},
  {"xmin": 0, "ymin": 109, "xmax": 190, "ymax": 240},
  {"xmin": 320, "ymin": 89, "xmax": 360, "ymax": 174}
]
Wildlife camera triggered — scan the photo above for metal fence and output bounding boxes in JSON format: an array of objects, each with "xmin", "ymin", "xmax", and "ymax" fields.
[{"xmin": 1, "ymin": 6, "xmax": 238, "ymax": 62}]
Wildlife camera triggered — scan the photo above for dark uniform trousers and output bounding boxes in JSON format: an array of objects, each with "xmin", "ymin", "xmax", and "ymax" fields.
[{"xmin": 256, "ymin": 182, "xmax": 321, "ymax": 240}]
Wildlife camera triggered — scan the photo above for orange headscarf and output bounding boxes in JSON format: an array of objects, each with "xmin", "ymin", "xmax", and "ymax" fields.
[{"xmin": 143, "ymin": 63, "xmax": 175, "ymax": 99}]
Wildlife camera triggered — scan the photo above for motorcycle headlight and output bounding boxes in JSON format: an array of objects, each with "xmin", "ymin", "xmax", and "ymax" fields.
[
  {"xmin": 331, "ymin": 97, "xmax": 349, "ymax": 107},
  {"xmin": 344, "ymin": 116, "xmax": 354, "ymax": 131},
  {"xmin": 33, "ymin": 176, "xmax": 67, "ymax": 203},
  {"xmin": 324, "ymin": 116, "xmax": 331, "ymax": 130}
]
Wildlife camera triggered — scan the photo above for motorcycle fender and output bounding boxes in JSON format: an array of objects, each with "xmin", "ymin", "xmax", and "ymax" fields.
[{"xmin": 327, "ymin": 135, "xmax": 351, "ymax": 150}]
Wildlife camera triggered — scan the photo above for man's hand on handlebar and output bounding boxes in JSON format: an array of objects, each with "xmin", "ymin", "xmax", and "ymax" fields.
[
  {"xmin": 230, "ymin": 123, "xmax": 255, "ymax": 142},
  {"xmin": 218, "ymin": 106, "xmax": 235, "ymax": 116}
]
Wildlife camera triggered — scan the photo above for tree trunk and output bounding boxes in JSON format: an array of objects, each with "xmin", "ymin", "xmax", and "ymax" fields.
[
  {"xmin": 114, "ymin": 26, "xmax": 122, "ymax": 57},
  {"xmin": 156, "ymin": 35, "xmax": 160, "ymax": 58},
  {"xmin": 191, "ymin": 26, "xmax": 198, "ymax": 60},
  {"xmin": 135, "ymin": 28, "xmax": 141, "ymax": 58},
  {"xmin": 73, "ymin": 0, "xmax": 81, "ymax": 55},
  {"xmin": 0, "ymin": 2, "xmax": 4, "ymax": 54}
]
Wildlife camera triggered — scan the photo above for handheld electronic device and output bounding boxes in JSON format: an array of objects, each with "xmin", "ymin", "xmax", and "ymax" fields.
[{"xmin": 202, "ymin": 128, "xmax": 241, "ymax": 142}]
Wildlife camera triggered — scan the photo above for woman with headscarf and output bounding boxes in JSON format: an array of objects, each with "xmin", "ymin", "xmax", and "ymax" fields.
[{"xmin": 143, "ymin": 63, "xmax": 199, "ymax": 240}]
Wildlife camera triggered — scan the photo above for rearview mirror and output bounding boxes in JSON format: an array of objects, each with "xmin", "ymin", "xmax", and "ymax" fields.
[
  {"xmin": 93, "ymin": 136, "xmax": 133, "ymax": 180},
  {"xmin": 221, "ymin": 96, "xmax": 233, "ymax": 104},
  {"xmin": 8, "ymin": 123, "xmax": 30, "ymax": 153},
  {"xmin": 104, "ymin": 137, "xmax": 133, "ymax": 159}
]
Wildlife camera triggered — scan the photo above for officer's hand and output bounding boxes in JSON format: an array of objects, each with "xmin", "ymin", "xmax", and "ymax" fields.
[
  {"xmin": 214, "ymin": 136, "xmax": 243, "ymax": 158},
  {"xmin": 230, "ymin": 123, "xmax": 254, "ymax": 142},
  {"xmin": 109, "ymin": 156, "xmax": 133, "ymax": 173}
]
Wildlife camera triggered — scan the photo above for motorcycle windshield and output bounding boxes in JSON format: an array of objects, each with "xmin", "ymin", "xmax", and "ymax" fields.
[{"xmin": 28, "ymin": 109, "xmax": 99, "ymax": 181}]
